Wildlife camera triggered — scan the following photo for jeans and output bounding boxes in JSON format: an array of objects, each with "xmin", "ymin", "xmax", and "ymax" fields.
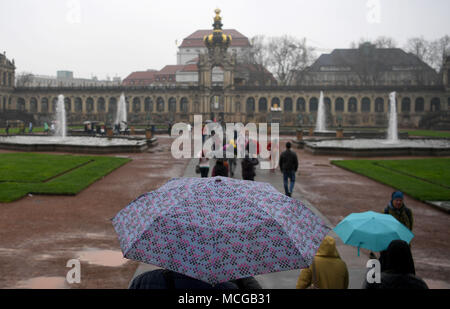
[
  {"xmin": 200, "ymin": 167, "xmax": 209, "ymax": 178},
  {"xmin": 283, "ymin": 171, "xmax": 296, "ymax": 195}
]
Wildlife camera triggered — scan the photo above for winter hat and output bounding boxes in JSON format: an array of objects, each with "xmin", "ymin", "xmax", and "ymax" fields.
[{"xmin": 392, "ymin": 191, "xmax": 404, "ymax": 200}]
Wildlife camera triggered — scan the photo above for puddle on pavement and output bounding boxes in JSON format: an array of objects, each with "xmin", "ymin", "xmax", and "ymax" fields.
[
  {"xmin": 77, "ymin": 248, "xmax": 128, "ymax": 267},
  {"xmin": 15, "ymin": 276, "xmax": 68, "ymax": 289}
]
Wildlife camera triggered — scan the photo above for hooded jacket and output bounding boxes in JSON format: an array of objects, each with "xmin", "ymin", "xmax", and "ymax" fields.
[
  {"xmin": 384, "ymin": 201, "xmax": 413, "ymax": 231},
  {"xmin": 296, "ymin": 236, "xmax": 349, "ymax": 289},
  {"xmin": 363, "ymin": 240, "xmax": 428, "ymax": 289}
]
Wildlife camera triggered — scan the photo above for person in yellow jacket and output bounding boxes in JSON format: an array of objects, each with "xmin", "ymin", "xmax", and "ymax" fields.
[{"xmin": 296, "ymin": 235, "xmax": 349, "ymax": 289}]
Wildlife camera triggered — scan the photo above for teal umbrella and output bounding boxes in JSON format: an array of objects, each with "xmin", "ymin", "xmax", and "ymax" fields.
[{"xmin": 333, "ymin": 211, "xmax": 414, "ymax": 256}]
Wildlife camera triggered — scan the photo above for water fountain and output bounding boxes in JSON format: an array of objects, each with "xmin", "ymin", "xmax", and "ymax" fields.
[
  {"xmin": 302, "ymin": 91, "xmax": 450, "ymax": 156},
  {"xmin": 115, "ymin": 93, "xmax": 127, "ymax": 132},
  {"xmin": 55, "ymin": 94, "xmax": 67, "ymax": 139},
  {"xmin": 315, "ymin": 91, "xmax": 326, "ymax": 132},
  {"xmin": 386, "ymin": 91, "xmax": 398, "ymax": 143},
  {"xmin": 0, "ymin": 93, "xmax": 151, "ymax": 154}
]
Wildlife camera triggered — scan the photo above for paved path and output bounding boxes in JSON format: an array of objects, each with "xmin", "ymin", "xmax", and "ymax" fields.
[{"xmin": 132, "ymin": 156, "xmax": 368, "ymax": 289}]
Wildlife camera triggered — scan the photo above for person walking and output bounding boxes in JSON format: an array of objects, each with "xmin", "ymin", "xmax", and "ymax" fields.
[
  {"xmin": 363, "ymin": 240, "xmax": 428, "ymax": 289},
  {"xmin": 211, "ymin": 159, "xmax": 228, "ymax": 177},
  {"xmin": 241, "ymin": 152, "xmax": 259, "ymax": 181},
  {"xmin": 5, "ymin": 122, "xmax": 10, "ymax": 135},
  {"xmin": 279, "ymin": 142, "xmax": 298, "ymax": 197},
  {"xmin": 44, "ymin": 122, "xmax": 49, "ymax": 135},
  {"xmin": 384, "ymin": 191, "xmax": 414, "ymax": 231},
  {"xmin": 296, "ymin": 236, "xmax": 349, "ymax": 289},
  {"xmin": 28, "ymin": 122, "xmax": 33, "ymax": 133},
  {"xmin": 198, "ymin": 151, "xmax": 210, "ymax": 178}
]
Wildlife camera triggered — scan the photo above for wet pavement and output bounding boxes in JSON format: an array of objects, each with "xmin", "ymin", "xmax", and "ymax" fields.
[{"xmin": 1, "ymin": 135, "xmax": 449, "ymax": 289}]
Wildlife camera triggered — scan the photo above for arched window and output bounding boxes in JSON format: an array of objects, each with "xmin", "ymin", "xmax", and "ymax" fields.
[
  {"xmin": 375, "ymin": 98, "xmax": 384, "ymax": 113},
  {"xmin": 297, "ymin": 97, "xmax": 306, "ymax": 112},
  {"xmin": 258, "ymin": 98, "xmax": 267, "ymax": 112},
  {"xmin": 309, "ymin": 97, "xmax": 318, "ymax": 112},
  {"xmin": 17, "ymin": 98, "xmax": 26, "ymax": 112},
  {"xmin": 41, "ymin": 98, "xmax": 49, "ymax": 112},
  {"xmin": 97, "ymin": 97, "xmax": 105, "ymax": 112},
  {"xmin": 324, "ymin": 97, "xmax": 331, "ymax": 111},
  {"xmin": 401, "ymin": 97, "xmax": 411, "ymax": 113},
  {"xmin": 52, "ymin": 98, "xmax": 58, "ymax": 113},
  {"xmin": 415, "ymin": 97, "xmax": 424, "ymax": 112},
  {"xmin": 156, "ymin": 97, "xmax": 165, "ymax": 112},
  {"xmin": 180, "ymin": 97, "xmax": 189, "ymax": 113},
  {"xmin": 271, "ymin": 97, "xmax": 280, "ymax": 108},
  {"xmin": 348, "ymin": 97, "xmax": 357, "ymax": 113},
  {"xmin": 144, "ymin": 97, "xmax": 153, "ymax": 112},
  {"xmin": 168, "ymin": 97, "xmax": 176, "ymax": 112},
  {"xmin": 431, "ymin": 97, "xmax": 441, "ymax": 112},
  {"xmin": 361, "ymin": 97, "xmax": 371, "ymax": 113},
  {"xmin": 133, "ymin": 97, "xmax": 141, "ymax": 113},
  {"xmin": 108, "ymin": 97, "xmax": 117, "ymax": 114},
  {"xmin": 86, "ymin": 97, "xmax": 94, "ymax": 112},
  {"xmin": 335, "ymin": 97, "xmax": 344, "ymax": 112},
  {"xmin": 246, "ymin": 97, "xmax": 255, "ymax": 113},
  {"xmin": 30, "ymin": 98, "xmax": 38, "ymax": 112},
  {"xmin": 284, "ymin": 97, "xmax": 293, "ymax": 112},
  {"xmin": 75, "ymin": 98, "xmax": 82, "ymax": 112},
  {"xmin": 64, "ymin": 97, "xmax": 71, "ymax": 112}
]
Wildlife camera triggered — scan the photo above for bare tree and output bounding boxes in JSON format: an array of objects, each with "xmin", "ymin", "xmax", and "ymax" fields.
[
  {"xmin": 240, "ymin": 35, "xmax": 272, "ymax": 86},
  {"xmin": 404, "ymin": 37, "xmax": 431, "ymax": 63},
  {"xmin": 428, "ymin": 35, "xmax": 450, "ymax": 72},
  {"xmin": 374, "ymin": 36, "xmax": 397, "ymax": 48},
  {"xmin": 350, "ymin": 36, "xmax": 397, "ymax": 49},
  {"xmin": 15, "ymin": 71, "xmax": 34, "ymax": 87},
  {"xmin": 266, "ymin": 35, "xmax": 316, "ymax": 86}
]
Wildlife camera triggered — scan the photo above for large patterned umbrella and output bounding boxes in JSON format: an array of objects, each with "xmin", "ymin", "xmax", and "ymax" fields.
[{"xmin": 112, "ymin": 176, "xmax": 330, "ymax": 285}]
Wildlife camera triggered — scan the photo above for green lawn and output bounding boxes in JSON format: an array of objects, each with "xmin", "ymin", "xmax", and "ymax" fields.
[
  {"xmin": 400, "ymin": 130, "xmax": 450, "ymax": 138},
  {"xmin": 0, "ymin": 126, "xmax": 85, "ymax": 134},
  {"xmin": 0, "ymin": 153, "xmax": 131, "ymax": 202},
  {"xmin": 331, "ymin": 158, "xmax": 450, "ymax": 202}
]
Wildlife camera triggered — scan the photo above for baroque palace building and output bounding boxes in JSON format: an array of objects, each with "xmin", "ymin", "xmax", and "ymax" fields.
[{"xmin": 2, "ymin": 9, "xmax": 450, "ymax": 129}]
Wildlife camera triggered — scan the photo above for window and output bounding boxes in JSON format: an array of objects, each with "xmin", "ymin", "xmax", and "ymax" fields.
[
  {"xmin": 348, "ymin": 97, "xmax": 357, "ymax": 113},
  {"xmin": 86, "ymin": 98, "xmax": 94, "ymax": 112},
  {"xmin": 297, "ymin": 97, "xmax": 306, "ymax": 112},
  {"xmin": 361, "ymin": 97, "xmax": 371, "ymax": 113},
  {"xmin": 431, "ymin": 97, "xmax": 440, "ymax": 112},
  {"xmin": 108, "ymin": 97, "xmax": 117, "ymax": 114},
  {"xmin": 98, "ymin": 98, "xmax": 105, "ymax": 112},
  {"xmin": 401, "ymin": 98, "xmax": 411, "ymax": 113},
  {"xmin": 65, "ymin": 97, "xmax": 71, "ymax": 112},
  {"xmin": 309, "ymin": 97, "xmax": 318, "ymax": 112},
  {"xmin": 271, "ymin": 97, "xmax": 280, "ymax": 108},
  {"xmin": 30, "ymin": 98, "xmax": 38, "ymax": 112},
  {"xmin": 258, "ymin": 98, "xmax": 268, "ymax": 112},
  {"xmin": 168, "ymin": 97, "xmax": 176, "ymax": 112},
  {"xmin": 180, "ymin": 97, "xmax": 189, "ymax": 113},
  {"xmin": 144, "ymin": 97, "xmax": 153, "ymax": 112},
  {"xmin": 375, "ymin": 98, "xmax": 384, "ymax": 113},
  {"xmin": 133, "ymin": 97, "xmax": 141, "ymax": 113},
  {"xmin": 246, "ymin": 97, "xmax": 255, "ymax": 113},
  {"xmin": 284, "ymin": 98, "xmax": 293, "ymax": 112},
  {"xmin": 415, "ymin": 97, "xmax": 424, "ymax": 112},
  {"xmin": 41, "ymin": 98, "xmax": 49, "ymax": 112},
  {"xmin": 335, "ymin": 98, "xmax": 344, "ymax": 112},
  {"xmin": 157, "ymin": 97, "xmax": 165, "ymax": 112}
]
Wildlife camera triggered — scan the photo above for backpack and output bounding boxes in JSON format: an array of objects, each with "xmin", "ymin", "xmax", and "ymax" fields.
[{"xmin": 384, "ymin": 206, "xmax": 413, "ymax": 228}]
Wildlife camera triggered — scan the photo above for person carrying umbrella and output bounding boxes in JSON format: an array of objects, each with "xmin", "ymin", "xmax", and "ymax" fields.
[
  {"xmin": 363, "ymin": 240, "xmax": 428, "ymax": 289},
  {"xmin": 296, "ymin": 236, "xmax": 349, "ymax": 289},
  {"xmin": 384, "ymin": 191, "xmax": 414, "ymax": 231}
]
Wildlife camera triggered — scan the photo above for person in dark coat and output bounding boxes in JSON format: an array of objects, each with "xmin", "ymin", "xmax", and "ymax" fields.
[
  {"xmin": 278, "ymin": 142, "xmax": 298, "ymax": 197},
  {"xmin": 384, "ymin": 191, "xmax": 414, "ymax": 231},
  {"xmin": 129, "ymin": 269, "xmax": 261, "ymax": 289},
  {"xmin": 241, "ymin": 152, "xmax": 259, "ymax": 181},
  {"xmin": 363, "ymin": 240, "xmax": 428, "ymax": 289},
  {"xmin": 212, "ymin": 159, "xmax": 229, "ymax": 177}
]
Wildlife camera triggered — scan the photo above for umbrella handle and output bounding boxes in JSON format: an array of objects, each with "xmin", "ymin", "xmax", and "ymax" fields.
[{"xmin": 357, "ymin": 242, "xmax": 362, "ymax": 257}]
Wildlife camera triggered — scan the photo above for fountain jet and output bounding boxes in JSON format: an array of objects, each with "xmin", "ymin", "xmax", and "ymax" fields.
[
  {"xmin": 55, "ymin": 94, "xmax": 66, "ymax": 138},
  {"xmin": 315, "ymin": 91, "xmax": 326, "ymax": 132},
  {"xmin": 387, "ymin": 91, "xmax": 398, "ymax": 143}
]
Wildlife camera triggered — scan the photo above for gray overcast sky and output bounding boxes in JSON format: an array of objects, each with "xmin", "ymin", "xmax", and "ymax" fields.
[{"xmin": 1, "ymin": 0, "xmax": 449, "ymax": 80}]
